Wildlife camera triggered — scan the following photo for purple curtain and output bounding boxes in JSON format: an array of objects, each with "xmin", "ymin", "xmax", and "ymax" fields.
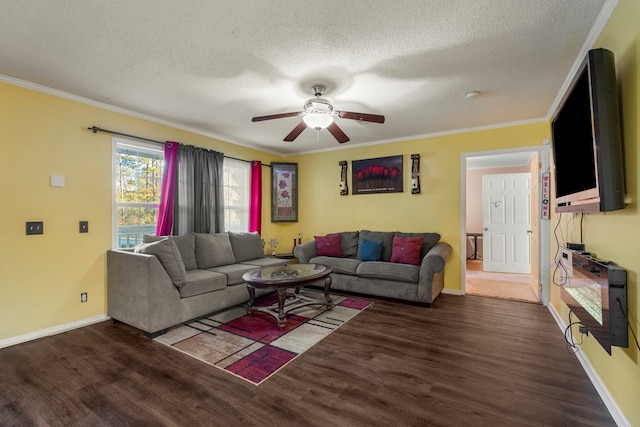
[
  {"xmin": 155, "ymin": 141, "xmax": 180, "ymax": 236},
  {"xmin": 249, "ymin": 160, "xmax": 262, "ymax": 233}
]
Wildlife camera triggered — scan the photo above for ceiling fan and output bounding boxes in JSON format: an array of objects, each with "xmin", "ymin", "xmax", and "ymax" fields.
[{"xmin": 251, "ymin": 85, "xmax": 385, "ymax": 144}]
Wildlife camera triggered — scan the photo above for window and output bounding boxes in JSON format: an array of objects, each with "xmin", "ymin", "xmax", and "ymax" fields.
[
  {"xmin": 223, "ymin": 158, "xmax": 250, "ymax": 232},
  {"xmin": 113, "ymin": 139, "xmax": 164, "ymax": 248}
]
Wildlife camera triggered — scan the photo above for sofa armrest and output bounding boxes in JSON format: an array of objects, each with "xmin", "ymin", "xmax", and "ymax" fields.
[
  {"xmin": 417, "ymin": 242, "xmax": 452, "ymax": 303},
  {"xmin": 107, "ymin": 249, "xmax": 182, "ymax": 334},
  {"xmin": 293, "ymin": 241, "xmax": 317, "ymax": 263},
  {"xmin": 422, "ymin": 242, "xmax": 451, "ymax": 272}
]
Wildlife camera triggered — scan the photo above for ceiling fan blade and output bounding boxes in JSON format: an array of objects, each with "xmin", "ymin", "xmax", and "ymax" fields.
[
  {"xmin": 327, "ymin": 122, "xmax": 350, "ymax": 144},
  {"xmin": 336, "ymin": 111, "xmax": 385, "ymax": 123},
  {"xmin": 283, "ymin": 122, "xmax": 307, "ymax": 142},
  {"xmin": 251, "ymin": 112, "xmax": 301, "ymax": 122}
]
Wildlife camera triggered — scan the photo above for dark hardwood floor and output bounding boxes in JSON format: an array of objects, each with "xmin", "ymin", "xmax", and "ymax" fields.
[{"xmin": 0, "ymin": 294, "xmax": 615, "ymax": 426}]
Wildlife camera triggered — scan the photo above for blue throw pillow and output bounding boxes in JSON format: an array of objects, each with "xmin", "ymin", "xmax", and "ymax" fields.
[{"xmin": 358, "ymin": 239, "xmax": 383, "ymax": 261}]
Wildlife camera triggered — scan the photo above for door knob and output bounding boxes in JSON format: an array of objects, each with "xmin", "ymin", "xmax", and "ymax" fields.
[
  {"xmin": 527, "ymin": 230, "xmax": 532, "ymax": 233},
  {"xmin": 483, "ymin": 227, "xmax": 488, "ymax": 231}
]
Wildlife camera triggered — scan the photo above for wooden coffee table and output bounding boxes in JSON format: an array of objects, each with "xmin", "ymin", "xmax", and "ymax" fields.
[{"xmin": 242, "ymin": 263, "xmax": 333, "ymax": 329}]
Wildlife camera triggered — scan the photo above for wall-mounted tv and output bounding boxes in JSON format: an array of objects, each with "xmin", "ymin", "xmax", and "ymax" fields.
[{"xmin": 551, "ymin": 48, "xmax": 625, "ymax": 213}]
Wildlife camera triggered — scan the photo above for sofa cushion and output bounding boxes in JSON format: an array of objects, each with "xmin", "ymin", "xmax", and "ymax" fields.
[
  {"xmin": 208, "ymin": 263, "xmax": 258, "ymax": 286},
  {"xmin": 309, "ymin": 256, "xmax": 361, "ymax": 276},
  {"xmin": 315, "ymin": 234, "xmax": 343, "ymax": 257},
  {"xmin": 228, "ymin": 232, "xmax": 265, "ymax": 262},
  {"xmin": 135, "ymin": 238, "xmax": 187, "ymax": 287},
  {"xmin": 143, "ymin": 234, "xmax": 197, "ymax": 271},
  {"xmin": 359, "ymin": 230, "xmax": 394, "ymax": 261},
  {"xmin": 195, "ymin": 233, "xmax": 236, "ymax": 269},
  {"xmin": 394, "ymin": 232, "xmax": 441, "ymax": 259},
  {"xmin": 335, "ymin": 231, "xmax": 359, "ymax": 258},
  {"xmin": 179, "ymin": 269, "xmax": 227, "ymax": 298},
  {"xmin": 358, "ymin": 239, "xmax": 383, "ymax": 261},
  {"xmin": 390, "ymin": 236, "xmax": 424, "ymax": 265},
  {"xmin": 356, "ymin": 261, "xmax": 420, "ymax": 283}
]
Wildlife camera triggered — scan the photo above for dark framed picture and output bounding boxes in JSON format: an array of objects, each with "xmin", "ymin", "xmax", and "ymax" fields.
[
  {"xmin": 271, "ymin": 162, "xmax": 298, "ymax": 222},
  {"xmin": 352, "ymin": 155, "xmax": 403, "ymax": 194}
]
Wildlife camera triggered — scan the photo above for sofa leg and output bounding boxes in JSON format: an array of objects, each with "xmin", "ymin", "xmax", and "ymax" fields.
[{"xmin": 144, "ymin": 329, "xmax": 168, "ymax": 339}]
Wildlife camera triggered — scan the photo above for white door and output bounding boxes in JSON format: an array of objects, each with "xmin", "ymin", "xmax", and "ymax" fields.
[{"xmin": 482, "ymin": 173, "xmax": 531, "ymax": 274}]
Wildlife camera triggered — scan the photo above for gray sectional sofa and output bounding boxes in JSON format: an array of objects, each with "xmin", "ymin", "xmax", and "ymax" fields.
[
  {"xmin": 107, "ymin": 232, "xmax": 286, "ymax": 337},
  {"xmin": 293, "ymin": 230, "xmax": 452, "ymax": 305}
]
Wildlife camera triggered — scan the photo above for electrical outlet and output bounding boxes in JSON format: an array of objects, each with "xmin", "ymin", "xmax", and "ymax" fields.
[
  {"xmin": 579, "ymin": 325, "xmax": 589, "ymax": 335},
  {"xmin": 26, "ymin": 221, "xmax": 44, "ymax": 235},
  {"xmin": 81, "ymin": 292, "xmax": 88, "ymax": 303}
]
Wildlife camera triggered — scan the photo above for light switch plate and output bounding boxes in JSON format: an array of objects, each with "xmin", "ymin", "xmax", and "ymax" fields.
[
  {"xmin": 26, "ymin": 221, "xmax": 44, "ymax": 235},
  {"xmin": 50, "ymin": 175, "xmax": 65, "ymax": 187},
  {"xmin": 79, "ymin": 221, "xmax": 89, "ymax": 233}
]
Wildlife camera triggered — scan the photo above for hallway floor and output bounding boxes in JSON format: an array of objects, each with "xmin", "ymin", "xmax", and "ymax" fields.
[{"xmin": 465, "ymin": 259, "xmax": 539, "ymax": 303}]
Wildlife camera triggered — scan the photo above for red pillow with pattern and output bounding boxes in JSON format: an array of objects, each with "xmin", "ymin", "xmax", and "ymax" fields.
[
  {"xmin": 390, "ymin": 236, "xmax": 423, "ymax": 265},
  {"xmin": 314, "ymin": 234, "xmax": 343, "ymax": 257}
]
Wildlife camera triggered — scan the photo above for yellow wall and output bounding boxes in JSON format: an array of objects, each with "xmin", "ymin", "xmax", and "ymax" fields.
[
  {"xmin": 548, "ymin": 0, "xmax": 640, "ymax": 423},
  {"xmin": 0, "ymin": 79, "xmax": 548, "ymax": 341},
  {"xmin": 2, "ymin": 0, "xmax": 638, "ymax": 421},
  {"xmin": 0, "ymin": 82, "xmax": 281, "ymax": 340},
  {"xmin": 280, "ymin": 123, "xmax": 550, "ymax": 293}
]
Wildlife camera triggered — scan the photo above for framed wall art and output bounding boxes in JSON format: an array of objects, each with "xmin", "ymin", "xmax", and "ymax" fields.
[
  {"xmin": 352, "ymin": 155, "xmax": 403, "ymax": 195},
  {"xmin": 271, "ymin": 162, "xmax": 298, "ymax": 222}
]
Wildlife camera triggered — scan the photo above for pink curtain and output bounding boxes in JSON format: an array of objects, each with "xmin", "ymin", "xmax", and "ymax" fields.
[
  {"xmin": 249, "ymin": 160, "xmax": 262, "ymax": 233},
  {"xmin": 155, "ymin": 141, "xmax": 180, "ymax": 236}
]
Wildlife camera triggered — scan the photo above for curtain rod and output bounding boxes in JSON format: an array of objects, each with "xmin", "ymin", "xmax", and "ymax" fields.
[{"xmin": 87, "ymin": 126, "xmax": 269, "ymax": 166}]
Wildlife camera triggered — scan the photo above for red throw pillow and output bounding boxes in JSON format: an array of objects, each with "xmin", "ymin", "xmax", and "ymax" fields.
[
  {"xmin": 390, "ymin": 236, "xmax": 423, "ymax": 265},
  {"xmin": 314, "ymin": 234, "xmax": 343, "ymax": 257}
]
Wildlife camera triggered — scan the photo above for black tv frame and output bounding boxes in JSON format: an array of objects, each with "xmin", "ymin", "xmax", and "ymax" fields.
[{"xmin": 551, "ymin": 48, "xmax": 625, "ymax": 213}]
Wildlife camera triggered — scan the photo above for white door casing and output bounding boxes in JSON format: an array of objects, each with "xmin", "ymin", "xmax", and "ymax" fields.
[{"xmin": 482, "ymin": 173, "xmax": 532, "ymax": 274}]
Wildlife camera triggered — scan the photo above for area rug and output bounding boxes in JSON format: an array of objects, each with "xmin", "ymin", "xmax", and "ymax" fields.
[{"xmin": 154, "ymin": 290, "xmax": 372, "ymax": 385}]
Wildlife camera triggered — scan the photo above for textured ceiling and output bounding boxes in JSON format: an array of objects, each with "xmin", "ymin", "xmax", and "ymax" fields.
[{"xmin": 0, "ymin": 1, "xmax": 612, "ymax": 155}]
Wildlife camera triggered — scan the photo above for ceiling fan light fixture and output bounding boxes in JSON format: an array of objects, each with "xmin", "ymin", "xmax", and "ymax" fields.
[{"xmin": 303, "ymin": 112, "xmax": 334, "ymax": 129}]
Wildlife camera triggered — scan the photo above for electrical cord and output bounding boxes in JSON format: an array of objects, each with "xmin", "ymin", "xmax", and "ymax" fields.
[
  {"xmin": 566, "ymin": 214, "xmax": 576, "ymax": 244},
  {"xmin": 564, "ymin": 310, "xmax": 585, "ymax": 353},
  {"xmin": 552, "ymin": 261, "xmax": 569, "ymax": 286},
  {"xmin": 552, "ymin": 213, "xmax": 569, "ymax": 286},
  {"xmin": 552, "ymin": 213, "xmax": 569, "ymax": 287}
]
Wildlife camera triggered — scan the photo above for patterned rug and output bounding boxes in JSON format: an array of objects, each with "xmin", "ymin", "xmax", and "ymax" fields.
[{"xmin": 154, "ymin": 290, "xmax": 372, "ymax": 385}]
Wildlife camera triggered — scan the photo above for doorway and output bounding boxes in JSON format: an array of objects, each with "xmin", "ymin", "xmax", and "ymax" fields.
[{"xmin": 461, "ymin": 146, "xmax": 550, "ymax": 305}]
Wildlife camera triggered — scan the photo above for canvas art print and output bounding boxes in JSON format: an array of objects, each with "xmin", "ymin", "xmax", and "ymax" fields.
[
  {"xmin": 352, "ymin": 155, "xmax": 403, "ymax": 194},
  {"xmin": 271, "ymin": 162, "xmax": 298, "ymax": 222}
]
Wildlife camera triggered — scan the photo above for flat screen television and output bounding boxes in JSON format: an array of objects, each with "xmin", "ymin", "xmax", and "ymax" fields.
[{"xmin": 551, "ymin": 48, "xmax": 625, "ymax": 213}]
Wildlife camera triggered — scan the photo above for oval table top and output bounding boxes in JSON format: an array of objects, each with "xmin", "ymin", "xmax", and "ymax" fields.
[{"xmin": 242, "ymin": 263, "xmax": 332, "ymax": 287}]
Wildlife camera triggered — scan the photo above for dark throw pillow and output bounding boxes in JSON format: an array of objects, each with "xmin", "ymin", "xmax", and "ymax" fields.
[
  {"xmin": 358, "ymin": 239, "xmax": 383, "ymax": 261},
  {"xmin": 390, "ymin": 236, "xmax": 424, "ymax": 265},
  {"xmin": 315, "ymin": 234, "xmax": 343, "ymax": 257}
]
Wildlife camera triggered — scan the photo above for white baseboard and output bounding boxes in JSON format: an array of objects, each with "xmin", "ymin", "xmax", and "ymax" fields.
[
  {"xmin": 442, "ymin": 288, "xmax": 464, "ymax": 296},
  {"xmin": 547, "ymin": 304, "xmax": 629, "ymax": 427},
  {"xmin": 0, "ymin": 314, "xmax": 110, "ymax": 350}
]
